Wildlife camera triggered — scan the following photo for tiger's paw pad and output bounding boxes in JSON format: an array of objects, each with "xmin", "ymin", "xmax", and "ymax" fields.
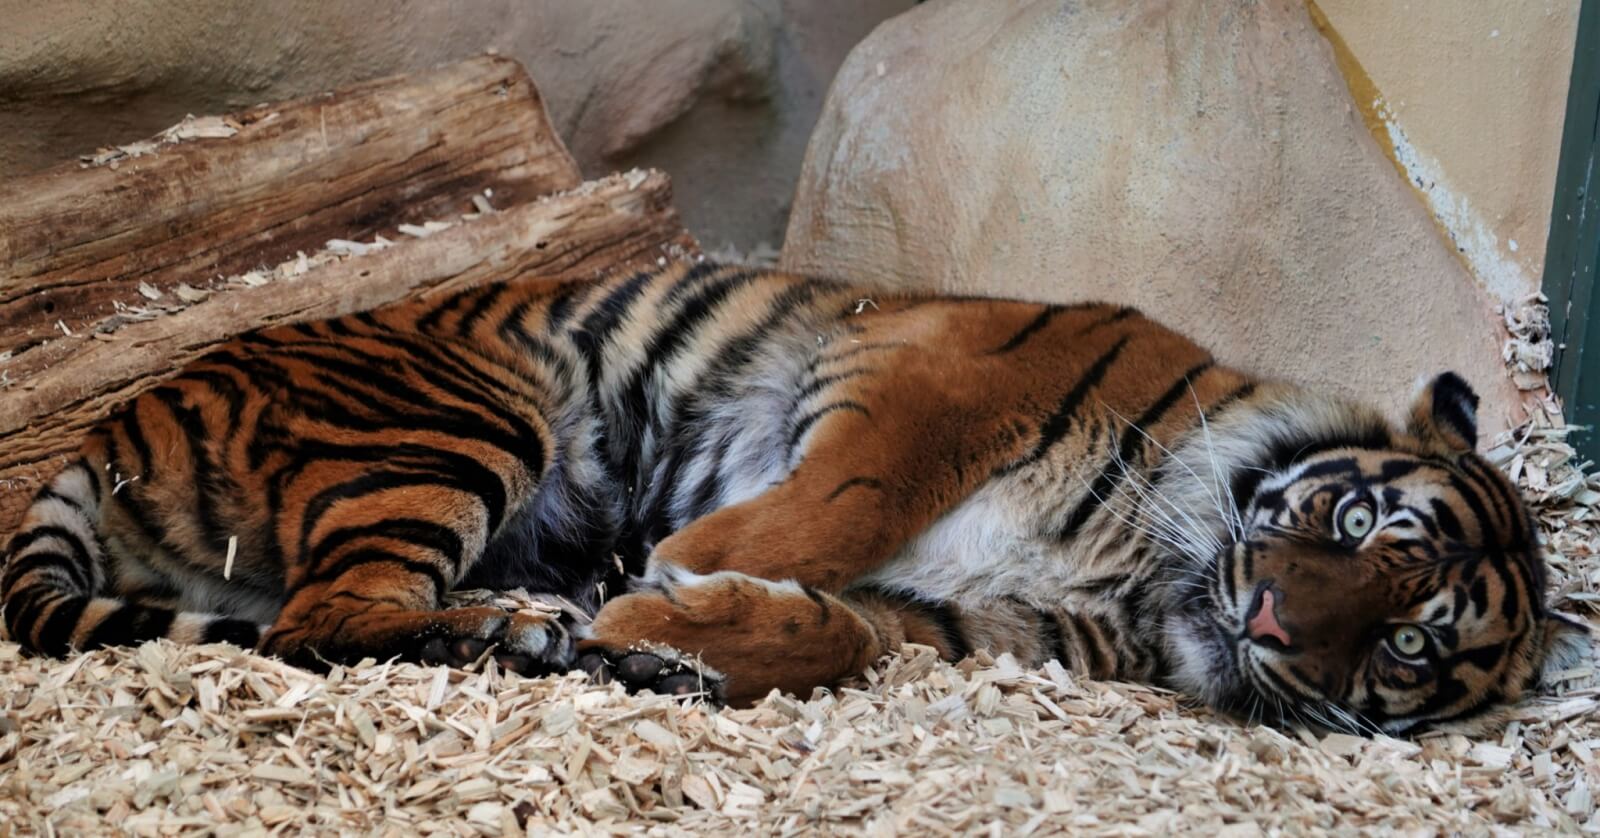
[
  {"xmin": 576, "ymin": 646, "xmax": 726, "ymax": 704},
  {"xmin": 418, "ymin": 612, "xmax": 576, "ymax": 676}
]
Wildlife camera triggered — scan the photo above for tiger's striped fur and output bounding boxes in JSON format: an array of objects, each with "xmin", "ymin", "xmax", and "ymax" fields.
[{"xmin": 3, "ymin": 262, "xmax": 1590, "ymax": 734}]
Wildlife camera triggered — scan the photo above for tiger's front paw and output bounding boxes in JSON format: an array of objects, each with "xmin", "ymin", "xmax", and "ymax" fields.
[
  {"xmin": 418, "ymin": 610, "xmax": 577, "ymax": 676},
  {"xmin": 576, "ymin": 565, "xmax": 879, "ymax": 705},
  {"xmin": 575, "ymin": 644, "xmax": 727, "ymax": 704}
]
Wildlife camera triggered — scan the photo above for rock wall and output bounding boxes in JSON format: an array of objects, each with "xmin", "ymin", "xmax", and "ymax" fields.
[
  {"xmin": 783, "ymin": 0, "xmax": 1528, "ymax": 432},
  {"xmin": 0, "ymin": 0, "xmax": 914, "ymax": 251}
]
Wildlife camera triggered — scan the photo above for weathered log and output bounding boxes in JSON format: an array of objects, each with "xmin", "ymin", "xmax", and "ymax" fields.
[
  {"xmin": 0, "ymin": 170, "xmax": 697, "ymax": 532},
  {"xmin": 0, "ymin": 55, "xmax": 581, "ymax": 362}
]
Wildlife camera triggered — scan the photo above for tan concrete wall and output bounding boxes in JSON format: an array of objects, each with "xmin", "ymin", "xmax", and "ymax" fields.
[
  {"xmin": 0, "ymin": 0, "xmax": 914, "ymax": 252},
  {"xmin": 1311, "ymin": 0, "xmax": 1581, "ymax": 304}
]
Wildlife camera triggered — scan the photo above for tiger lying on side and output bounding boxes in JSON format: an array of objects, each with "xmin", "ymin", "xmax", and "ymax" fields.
[{"xmin": 3, "ymin": 262, "xmax": 1592, "ymax": 734}]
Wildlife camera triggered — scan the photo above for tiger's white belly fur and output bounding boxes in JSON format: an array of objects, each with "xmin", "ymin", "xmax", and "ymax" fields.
[{"xmin": 855, "ymin": 477, "xmax": 1138, "ymax": 610}]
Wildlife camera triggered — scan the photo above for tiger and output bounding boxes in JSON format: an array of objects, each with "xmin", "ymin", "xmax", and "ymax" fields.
[{"xmin": 2, "ymin": 261, "xmax": 1592, "ymax": 735}]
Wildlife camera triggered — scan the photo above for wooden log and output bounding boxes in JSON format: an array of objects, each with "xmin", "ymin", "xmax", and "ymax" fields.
[
  {"xmin": 0, "ymin": 170, "xmax": 698, "ymax": 533},
  {"xmin": 0, "ymin": 55, "xmax": 581, "ymax": 362}
]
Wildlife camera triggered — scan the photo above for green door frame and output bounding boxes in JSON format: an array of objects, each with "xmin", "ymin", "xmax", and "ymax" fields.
[{"xmin": 1543, "ymin": 0, "xmax": 1600, "ymax": 462}]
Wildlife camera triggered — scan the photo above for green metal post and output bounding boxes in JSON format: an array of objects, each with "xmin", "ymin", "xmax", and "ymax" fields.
[{"xmin": 1542, "ymin": 0, "xmax": 1600, "ymax": 462}]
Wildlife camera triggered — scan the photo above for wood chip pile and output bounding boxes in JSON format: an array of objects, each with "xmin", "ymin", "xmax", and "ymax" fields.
[{"xmin": 1, "ymin": 416, "xmax": 1596, "ymax": 836}]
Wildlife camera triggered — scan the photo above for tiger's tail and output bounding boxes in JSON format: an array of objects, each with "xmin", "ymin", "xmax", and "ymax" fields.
[{"xmin": 1, "ymin": 458, "xmax": 263, "ymax": 656}]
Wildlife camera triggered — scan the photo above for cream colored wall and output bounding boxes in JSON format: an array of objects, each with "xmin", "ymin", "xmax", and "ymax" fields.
[{"xmin": 1312, "ymin": 0, "xmax": 1581, "ymax": 305}]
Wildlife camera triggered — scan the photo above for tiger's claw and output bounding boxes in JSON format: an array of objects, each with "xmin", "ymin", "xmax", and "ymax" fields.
[{"xmin": 576, "ymin": 646, "xmax": 726, "ymax": 704}]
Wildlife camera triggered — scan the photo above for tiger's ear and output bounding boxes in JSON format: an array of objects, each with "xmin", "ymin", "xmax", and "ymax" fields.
[
  {"xmin": 1538, "ymin": 612, "xmax": 1597, "ymax": 689},
  {"xmin": 1408, "ymin": 372, "xmax": 1480, "ymax": 453}
]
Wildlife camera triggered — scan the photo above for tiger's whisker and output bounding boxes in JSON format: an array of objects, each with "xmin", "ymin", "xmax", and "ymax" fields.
[
  {"xmin": 1103, "ymin": 402, "xmax": 1239, "ymax": 547},
  {"xmin": 1186, "ymin": 382, "xmax": 1246, "ymax": 542}
]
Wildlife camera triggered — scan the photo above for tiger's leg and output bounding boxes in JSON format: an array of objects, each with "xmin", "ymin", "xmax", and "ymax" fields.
[
  {"xmin": 639, "ymin": 360, "xmax": 1032, "ymax": 592},
  {"xmin": 577, "ymin": 568, "xmax": 887, "ymax": 705},
  {"xmin": 263, "ymin": 570, "xmax": 574, "ymax": 675},
  {"xmin": 578, "ymin": 574, "xmax": 1008, "ymax": 704},
  {"xmin": 581, "ymin": 569, "xmax": 1137, "ymax": 704},
  {"xmin": 258, "ymin": 462, "xmax": 575, "ymax": 675}
]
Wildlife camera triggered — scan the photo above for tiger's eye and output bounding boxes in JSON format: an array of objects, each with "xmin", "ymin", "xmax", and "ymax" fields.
[
  {"xmin": 1338, "ymin": 501, "xmax": 1375, "ymax": 541},
  {"xmin": 1390, "ymin": 625, "xmax": 1427, "ymax": 658}
]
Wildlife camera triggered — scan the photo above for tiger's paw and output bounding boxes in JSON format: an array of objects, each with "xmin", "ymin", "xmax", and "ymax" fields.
[
  {"xmin": 574, "ymin": 565, "xmax": 878, "ymax": 705},
  {"xmin": 575, "ymin": 644, "xmax": 727, "ymax": 704},
  {"xmin": 264, "ymin": 604, "xmax": 578, "ymax": 675},
  {"xmin": 417, "ymin": 610, "xmax": 578, "ymax": 676}
]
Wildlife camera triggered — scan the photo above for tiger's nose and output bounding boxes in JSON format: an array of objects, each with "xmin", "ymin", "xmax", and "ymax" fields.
[{"xmin": 1246, "ymin": 582, "xmax": 1293, "ymax": 649}]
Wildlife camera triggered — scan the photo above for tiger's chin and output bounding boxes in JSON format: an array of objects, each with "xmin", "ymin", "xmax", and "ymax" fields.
[
  {"xmin": 1155, "ymin": 548, "xmax": 1254, "ymax": 715},
  {"xmin": 1163, "ymin": 604, "xmax": 1255, "ymax": 716}
]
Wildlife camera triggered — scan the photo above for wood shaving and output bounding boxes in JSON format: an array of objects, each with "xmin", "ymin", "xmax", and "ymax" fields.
[
  {"xmin": 174, "ymin": 284, "xmax": 212, "ymax": 304},
  {"xmin": 1501, "ymin": 294, "xmax": 1561, "ymax": 398},
  {"xmin": 159, "ymin": 115, "xmax": 242, "ymax": 143},
  {"xmin": 399, "ymin": 221, "xmax": 457, "ymax": 239},
  {"xmin": 703, "ymin": 241, "xmax": 781, "ymax": 269},
  {"xmin": 560, "ymin": 169, "xmax": 651, "ymax": 201},
  {"xmin": 80, "ymin": 115, "xmax": 243, "ymax": 168}
]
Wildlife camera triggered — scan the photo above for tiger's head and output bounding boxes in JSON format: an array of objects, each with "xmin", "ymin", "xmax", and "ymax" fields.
[{"xmin": 1167, "ymin": 372, "xmax": 1594, "ymax": 735}]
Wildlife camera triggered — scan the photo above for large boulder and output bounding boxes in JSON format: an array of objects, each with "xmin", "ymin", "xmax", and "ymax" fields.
[{"xmin": 783, "ymin": 0, "xmax": 1520, "ymax": 431}]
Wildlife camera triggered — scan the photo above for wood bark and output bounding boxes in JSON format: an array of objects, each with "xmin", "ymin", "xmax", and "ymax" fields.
[
  {"xmin": 0, "ymin": 55, "xmax": 581, "ymax": 361},
  {"xmin": 0, "ymin": 170, "xmax": 696, "ymax": 531}
]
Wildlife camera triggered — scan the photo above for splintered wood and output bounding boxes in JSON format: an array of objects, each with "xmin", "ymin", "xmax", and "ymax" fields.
[{"xmin": 1, "ymin": 427, "xmax": 1597, "ymax": 835}]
